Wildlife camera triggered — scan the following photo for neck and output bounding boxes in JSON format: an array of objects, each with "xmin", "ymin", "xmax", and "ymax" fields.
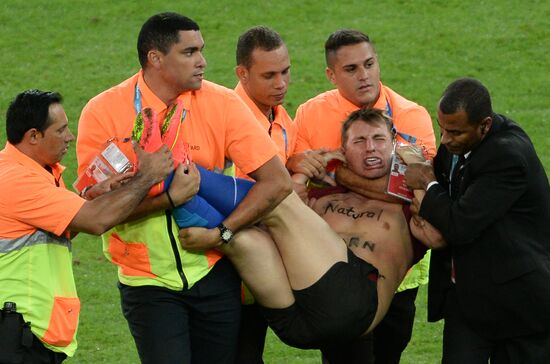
[
  {"xmin": 15, "ymin": 143, "xmax": 48, "ymax": 168},
  {"xmin": 361, "ymin": 91, "xmax": 380, "ymax": 109},
  {"xmin": 264, "ymin": 106, "xmax": 274, "ymax": 121},
  {"xmin": 245, "ymin": 88, "xmax": 273, "ymax": 118},
  {"xmin": 143, "ymin": 70, "xmax": 181, "ymax": 106},
  {"xmin": 361, "ymin": 100, "xmax": 376, "ymax": 109},
  {"xmin": 358, "ymin": 91, "xmax": 381, "ymax": 109}
]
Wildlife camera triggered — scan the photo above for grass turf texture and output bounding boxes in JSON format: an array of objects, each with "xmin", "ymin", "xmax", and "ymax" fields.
[{"xmin": 1, "ymin": 0, "xmax": 548, "ymax": 362}]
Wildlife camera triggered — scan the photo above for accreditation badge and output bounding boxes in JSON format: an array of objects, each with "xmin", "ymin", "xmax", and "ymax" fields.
[{"xmin": 73, "ymin": 140, "xmax": 133, "ymax": 193}]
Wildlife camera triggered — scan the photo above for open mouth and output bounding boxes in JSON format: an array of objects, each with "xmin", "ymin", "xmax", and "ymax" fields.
[{"xmin": 364, "ymin": 157, "xmax": 382, "ymax": 168}]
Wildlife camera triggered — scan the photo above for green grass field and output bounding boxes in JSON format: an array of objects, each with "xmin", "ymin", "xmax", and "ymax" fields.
[{"xmin": 1, "ymin": 0, "xmax": 549, "ymax": 362}]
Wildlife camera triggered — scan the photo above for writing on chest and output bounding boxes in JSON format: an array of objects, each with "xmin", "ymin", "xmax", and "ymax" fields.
[{"xmin": 322, "ymin": 200, "xmax": 383, "ymax": 221}]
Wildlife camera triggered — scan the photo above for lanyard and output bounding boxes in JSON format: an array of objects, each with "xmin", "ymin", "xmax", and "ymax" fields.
[
  {"xmin": 281, "ymin": 127, "xmax": 288, "ymax": 157},
  {"xmin": 134, "ymin": 82, "xmax": 142, "ymax": 115},
  {"xmin": 449, "ymin": 154, "xmax": 460, "ymax": 197},
  {"xmin": 386, "ymin": 98, "xmax": 417, "ymax": 144},
  {"xmin": 267, "ymin": 109, "xmax": 288, "ymax": 158},
  {"xmin": 268, "ymin": 124, "xmax": 288, "ymax": 158},
  {"xmin": 134, "ymin": 82, "xmax": 188, "ymax": 131}
]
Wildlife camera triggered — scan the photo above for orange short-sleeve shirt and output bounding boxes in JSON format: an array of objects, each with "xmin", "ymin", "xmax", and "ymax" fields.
[
  {"xmin": 0, "ymin": 143, "xmax": 85, "ymax": 239},
  {"xmin": 293, "ymin": 82, "xmax": 436, "ymax": 158},
  {"xmin": 234, "ymin": 82, "xmax": 296, "ymax": 179},
  {"xmin": 77, "ymin": 71, "xmax": 278, "ymax": 177}
]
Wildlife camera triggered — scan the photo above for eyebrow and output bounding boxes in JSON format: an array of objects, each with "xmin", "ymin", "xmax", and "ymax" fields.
[
  {"xmin": 341, "ymin": 56, "xmax": 375, "ymax": 68},
  {"xmin": 261, "ymin": 66, "xmax": 291, "ymax": 75},
  {"xmin": 183, "ymin": 44, "xmax": 204, "ymax": 52},
  {"xmin": 437, "ymin": 121, "xmax": 462, "ymax": 133}
]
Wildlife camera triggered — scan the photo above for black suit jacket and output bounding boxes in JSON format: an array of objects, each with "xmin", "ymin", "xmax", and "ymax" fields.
[{"xmin": 420, "ymin": 113, "xmax": 550, "ymax": 339}]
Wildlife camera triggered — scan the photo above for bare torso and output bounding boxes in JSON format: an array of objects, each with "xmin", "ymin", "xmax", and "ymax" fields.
[{"xmin": 311, "ymin": 191, "xmax": 413, "ymax": 333}]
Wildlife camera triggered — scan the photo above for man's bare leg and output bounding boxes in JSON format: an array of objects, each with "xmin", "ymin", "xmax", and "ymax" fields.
[
  {"xmin": 262, "ymin": 191, "xmax": 349, "ymax": 290},
  {"xmin": 219, "ymin": 227, "xmax": 294, "ymax": 309}
]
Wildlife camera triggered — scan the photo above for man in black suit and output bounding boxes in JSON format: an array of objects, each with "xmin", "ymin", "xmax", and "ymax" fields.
[{"xmin": 402, "ymin": 78, "xmax": 550, "ymax": 363}]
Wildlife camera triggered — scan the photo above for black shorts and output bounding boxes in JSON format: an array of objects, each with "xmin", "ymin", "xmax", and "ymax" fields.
[{"xmin": 261, "ymin": 249, "xmax": 378, "ymax": 349}]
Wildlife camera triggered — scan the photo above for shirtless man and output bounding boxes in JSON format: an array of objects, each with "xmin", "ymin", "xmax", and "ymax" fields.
[{"xmin": 179, "ymin": 108, "xmax": 439, "ymax": 362}]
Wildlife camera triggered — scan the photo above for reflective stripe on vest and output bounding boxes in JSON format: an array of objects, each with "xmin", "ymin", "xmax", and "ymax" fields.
[
  {"xmin": 0, "ymin": 230, "xmax": 79, "ymax": 356},
  {"xmin": 0, "ymin": 230, "xmax": 71, "ymax": 254}
]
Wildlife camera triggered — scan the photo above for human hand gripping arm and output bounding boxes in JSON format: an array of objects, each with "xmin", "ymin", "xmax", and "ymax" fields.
[
  {"xmin": 290, "ymin": 149, "xmax": 346, "ymax": 203},
  {"xmin": 69, "ymin": 143, "xmax": 173, "ymax": 235},
  {"xmin": 285, "ymin": 148, "xmax": 329, "ymax": 180},
  {"xmin": 409, "ymin": 193, "xmax": 447, "ymax": 249},
  {"xmin": 126, "ymin": 162, "xmax": 201, "ymax": 221},
  {"xmin": 397, "ymin": 144, "xmax": 437, "ymax": 192},
  {"xmin": 81, "ymin": 172, "xmax": 135, "ymax": 200}
]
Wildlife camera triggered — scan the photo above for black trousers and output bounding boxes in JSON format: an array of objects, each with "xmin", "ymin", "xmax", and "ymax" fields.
[
  {"xmin": 235, "ymin": 303, "xmax": 268, "ymax": 364},
  {"xmin": 0, "ymin": 307, "xmax": 66, "ymax": 364},
  {"xmin": 372, "ymin": 287, "xmax": 418, "ymax": 364},
  {"xmin": 119, "ymin": 258, "xmax": 241, "ymax": 364},
  {"xmin": 442, "ymin": 287, "xmax": 550, "ymax": 364},
  {"xmin": 20, "ymin": 337, "xmax": 66, "ymax": 364}
]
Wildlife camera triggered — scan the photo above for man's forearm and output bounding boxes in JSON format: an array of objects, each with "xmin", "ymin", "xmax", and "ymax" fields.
[
  {"xmin": 72, "ymin": 172, "xmax": 162, "ymax": 234},
  {"xmin": 72, "ymin": 143, "xmax": 174, "ymax": 234},
  {"xmin": 222, "ymin": 174, "xmax": 291, "ymax": 231},
  {"xmin": 123, "ymin": 192, "xmax": 174, "ymax": 222},
  {"xmin": 336, "ymin": 165, "xmax": 400, "ymax": 203}
]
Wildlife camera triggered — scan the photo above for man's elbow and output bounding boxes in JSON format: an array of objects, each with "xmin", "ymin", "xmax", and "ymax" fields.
[
  {"xmin": 79, "ymin": 221, "xmax": 111, "ymax": 236},
  {"xmin": 275, "ymin": 173, "xmax": 293, "ymax": 202},
  {"xmin": 71, "ymin": 215, "xmax": 114, "ymax": 236}
]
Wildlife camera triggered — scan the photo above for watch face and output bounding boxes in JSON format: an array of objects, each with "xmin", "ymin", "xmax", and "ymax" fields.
[{"xmin": 222, "ymin": 230, "xmax": 233, "ymax": 241}]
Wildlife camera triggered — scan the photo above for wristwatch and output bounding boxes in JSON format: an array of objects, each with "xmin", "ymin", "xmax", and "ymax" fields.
[{"xmin": 217, "ymin": 223, "xmax": 234, "ymax": 244}]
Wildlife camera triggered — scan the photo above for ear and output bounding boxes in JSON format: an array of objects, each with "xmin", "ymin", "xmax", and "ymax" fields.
[
  {"xmin": 147, "ymin": 49, "xmax": 162, "ymax": 69},
  {"xmin": 23, "ymin": 128, "xmax": 41, "ymax": 145},
  {"xmin": 480, "ymin": 116, "xmax": 492, "ymax": 136},
  {"xmin": 325, "ymin": 67, "xmax": 336, "ymax": 85},
  {"xmin": 235, "ymin": 65, "xmax": 249, "ymax": 84}
]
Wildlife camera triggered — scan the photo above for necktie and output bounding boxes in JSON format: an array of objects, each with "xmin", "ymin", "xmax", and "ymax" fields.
[
  {"xmin": 449, "ymin": 154, "xmax": 465, "ymax": 199},
  {"xmin": 449, "ymin": 154, "xmax": 465, "ymax": 283}
]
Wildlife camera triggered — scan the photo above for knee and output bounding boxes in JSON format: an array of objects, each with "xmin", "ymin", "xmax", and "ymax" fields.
[{"xmin": 221, "ymin": 228, "xmax": 268, "ymax": 258}]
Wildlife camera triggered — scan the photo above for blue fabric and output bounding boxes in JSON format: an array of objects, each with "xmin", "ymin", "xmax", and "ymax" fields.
[
  {"xmin": 195, "ymin": 165, "xmax": 254, "ymax": 216},
  {"xmin": 162, "ymin": 166, "xmax": 254, "ymax": 228}
]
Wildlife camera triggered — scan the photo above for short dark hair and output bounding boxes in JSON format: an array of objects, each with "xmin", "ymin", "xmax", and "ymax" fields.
[
  {"xmin": 439, "ymin": 78, "xmax": 493, "ymax": 125},
  {"xmin": 6, "ymin": 89, "xmax": 63, "ymax": 144},
  {"xmin": 137, "ymin": 12, "xmax": 200, "ymax": 68},
  {"xmin": 341, "ymin": 108, "xmax": 395, "ymax": 146},
  {"xmin": 325, "ymin": 29, "xmax": 373, "ymax": 67},
  {"xmin": 236, "ymin": 26, "xmax": 284, "ymax": 68}
]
